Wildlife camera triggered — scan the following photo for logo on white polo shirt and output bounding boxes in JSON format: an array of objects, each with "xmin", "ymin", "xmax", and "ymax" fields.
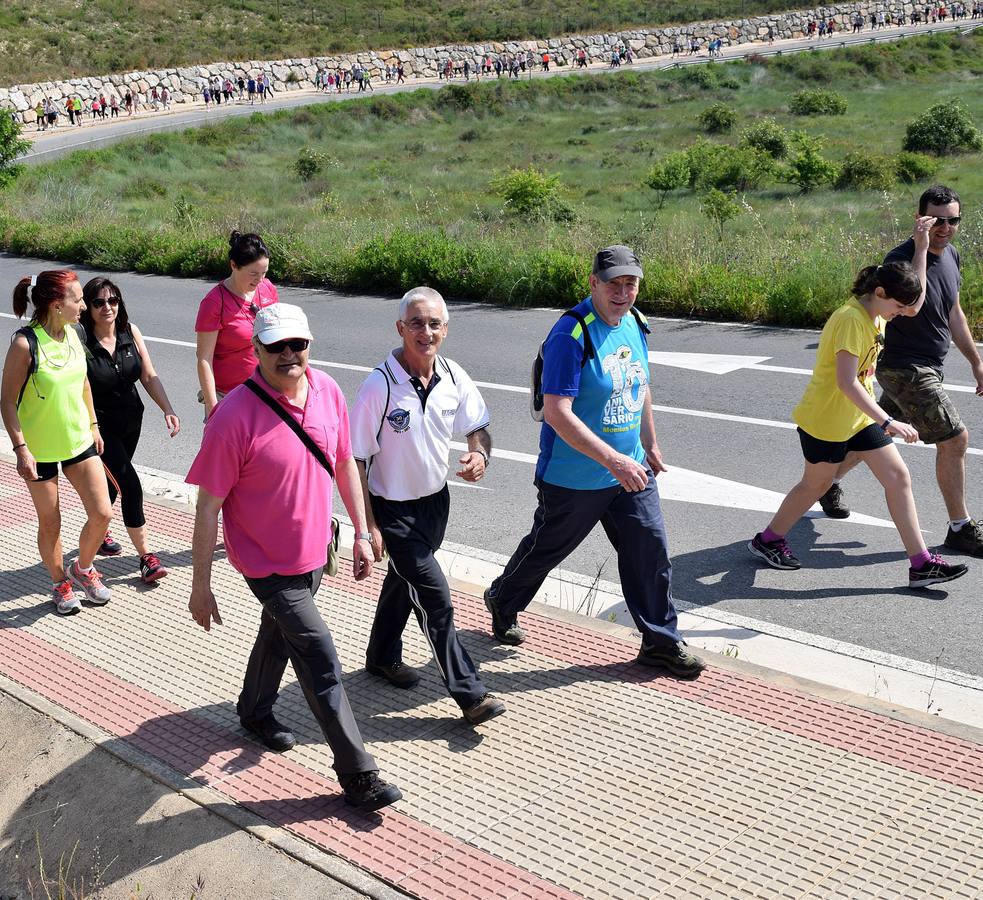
[
  {"xmin": 387, "ymin": 407, "xmax": 411, "ymax": 432},
  {"xmin": 440, "ymin": 407, "xmax": 456, "ymax": 417}
]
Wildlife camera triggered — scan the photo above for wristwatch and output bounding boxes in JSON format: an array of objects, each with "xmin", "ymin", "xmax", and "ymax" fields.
[
  {"xmin": 474, "ymin": 448, "xmax": 490, "ymax": 466},
  {"xmin": 356, "ymin": 532, "xmax": 374, "ymax": 542}
]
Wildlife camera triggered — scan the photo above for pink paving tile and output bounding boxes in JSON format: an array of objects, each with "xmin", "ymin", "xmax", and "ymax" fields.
[{"xmin": 0, "ymin": 624, "xmax": 582, "ymax": 899}]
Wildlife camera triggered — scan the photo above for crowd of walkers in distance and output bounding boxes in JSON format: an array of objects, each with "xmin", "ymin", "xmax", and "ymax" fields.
[{"xmin": 27, "ymin": 2, "xmax": 983, "ymax": 131}]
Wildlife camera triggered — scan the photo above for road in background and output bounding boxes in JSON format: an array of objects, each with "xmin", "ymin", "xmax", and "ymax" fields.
[
  {"xmin": 2, "ymin": 253, "xmax": 980, "ymax": 680},
  {"xmin": 22, "ymin": 20, "xmax": 977, "ymax": 164}
]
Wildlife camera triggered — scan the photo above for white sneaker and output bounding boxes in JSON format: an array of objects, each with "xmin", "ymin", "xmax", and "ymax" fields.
[
  {"xmin": 51, "ymin": 579, "xmax": 83, "ymax": 616},
  {"xmin": 68, "ymin": 561, "xmax": 111, "ymax": 606}
]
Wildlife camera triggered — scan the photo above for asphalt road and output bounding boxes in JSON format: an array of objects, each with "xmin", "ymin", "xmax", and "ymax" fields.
[{"xmin": 2, "ymin": 253, "xmax": 981, "ymax": 679}]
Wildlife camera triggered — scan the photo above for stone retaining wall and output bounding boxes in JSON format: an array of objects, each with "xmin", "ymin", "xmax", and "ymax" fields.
[{"xmin": 1, "ymin": 3, "xmax": 921, "ymax": 124}]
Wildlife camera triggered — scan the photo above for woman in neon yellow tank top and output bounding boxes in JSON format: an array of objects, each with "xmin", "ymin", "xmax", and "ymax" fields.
[{"xmin": 1, "ymin": 271, "xmax": 114, "ymax": 616}]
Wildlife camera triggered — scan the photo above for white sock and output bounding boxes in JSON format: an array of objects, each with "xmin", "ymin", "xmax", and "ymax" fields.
[
  {"xmin": 76, "ymin": 563, "xmax": 94, "ymax": 574},
  {"xmin": 950, "ymin": 517, "xmax": 971, "ymax": 532}
]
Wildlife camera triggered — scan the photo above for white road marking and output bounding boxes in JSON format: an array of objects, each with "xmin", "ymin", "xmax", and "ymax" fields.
[
  {"xmin": 649, "ymin": 351, "xmax": 771, "ymax": 374},
  {"xmin": 2, "ymin": 315, "xmax": 978, "ymax": 457},
  {"xmin": 448, "ymin": 442, "xmax": 897, "ymax": 527},
  {"xmin": 649, "ymin": 348, "xmax": 980, "ymax": 394}
]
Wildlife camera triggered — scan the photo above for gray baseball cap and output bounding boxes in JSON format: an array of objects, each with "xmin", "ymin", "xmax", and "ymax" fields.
[{"xmin": 592, "ymin": 245, "xmax": 643, "ymax": 282}]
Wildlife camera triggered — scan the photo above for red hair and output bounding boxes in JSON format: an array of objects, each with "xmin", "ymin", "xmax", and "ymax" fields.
[{"xmin": 12, "ymin": 270, "xmax": 79, "ymax": 324}]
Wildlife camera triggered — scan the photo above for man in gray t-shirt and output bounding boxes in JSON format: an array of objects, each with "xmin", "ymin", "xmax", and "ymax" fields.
[{"xmin": 821, "ymin": 185, "xmax": 983, "ymax": 557}]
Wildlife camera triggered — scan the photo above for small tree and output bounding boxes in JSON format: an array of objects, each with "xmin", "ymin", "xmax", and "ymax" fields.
[
  {"xmin": 295, "ymin": 147, "xmax": 327, "ymax": 181},
  {"xmin": 903, "ymin": 102, "xmax": 983, "ymax": 156},
  {"xmin": 779, "ymin": 134, "xmax": 838, "ymax": 193},
  {"xmin": 686, "ymin": 139, "xmax": 772, "ymax": 192},
  {"xmin": 490, "ymin": 165, "xmax": 572, "ymax": 222},
  {"xmin": 0, "ymin": 111, "xmax": 31, "ymax": 187},
  {"xmin": 644, "ymin": 152, "xmax": 691, "ymax": 208},
  {"xmin": 698, "ymin": 102, "xmax": 737, "ymax": 134},
  {"xmin": 740, "ymin": 118, "xmax": 791, "ymax": 159},
  {"xmin": 700, "ymin": 188, "xmax": 741, "ymax": 238}
]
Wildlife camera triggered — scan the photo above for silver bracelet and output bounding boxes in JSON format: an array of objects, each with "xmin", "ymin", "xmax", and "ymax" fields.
[{"xmin": 356, "ymin": 532, "xmax": 373, "ymax": 542}]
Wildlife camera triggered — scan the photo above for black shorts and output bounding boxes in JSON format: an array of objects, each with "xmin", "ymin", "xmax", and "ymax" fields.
[
  {"xmin": 797, "ymin": 424, "xmax": 891, "ymax": 465},
  {"xmin": 35, "ymin": 444, "xmax": 99, "ymax": 482}
]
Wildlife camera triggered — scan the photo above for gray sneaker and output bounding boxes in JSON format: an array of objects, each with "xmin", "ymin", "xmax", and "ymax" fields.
[
  {"xmin": 51, "ymin": 579, "xmax": 83, "ymax": 616},
  {"xmin": 68, "ymin": 560, "xmax": 111, "ymax": 606}
]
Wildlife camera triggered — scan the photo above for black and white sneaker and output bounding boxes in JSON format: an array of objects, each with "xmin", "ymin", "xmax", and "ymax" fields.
[
  {"xmin": 748, "ymin": 533, "xmax": 801, "ymax": 570},
  {"xmin": 908, "ymin": 554, "xmax": 968, "ymax": 589}
]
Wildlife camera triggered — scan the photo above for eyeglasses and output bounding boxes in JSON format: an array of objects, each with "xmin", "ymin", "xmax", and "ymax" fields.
[
  {"xmin": 402, "ymin": 318, "xmax": 447, "ymax": 332},
  {"xmin": 260, "ymin": 338, "xmax": 310, "ymax": 354},
  {"xmin": 90, "ymin": 297, "xmax": 119, "ymax": 309},
  {"xmin": 932, "ymin": 216, "xmax": 961, "ymax": 227}
]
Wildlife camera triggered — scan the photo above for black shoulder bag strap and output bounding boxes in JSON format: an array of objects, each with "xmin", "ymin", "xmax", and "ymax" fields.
[{"xmin": 244, "ymin": 379, "xmax": 334, "ymax": 479}]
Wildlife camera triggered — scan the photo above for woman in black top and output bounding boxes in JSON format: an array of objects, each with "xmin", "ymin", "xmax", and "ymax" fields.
[{"xmin": 81, "ymin": 277, "xmax": 180, "ymax": 583}]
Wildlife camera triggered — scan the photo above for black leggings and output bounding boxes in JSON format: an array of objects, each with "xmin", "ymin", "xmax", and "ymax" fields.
[{"xmin": 99, "ymin": 416, "xmax": 145, "ymax": 528}]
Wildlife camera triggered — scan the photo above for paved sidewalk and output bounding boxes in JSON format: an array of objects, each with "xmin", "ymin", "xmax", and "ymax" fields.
[{"xmin": 1, "ymin": 463, "xmax": 982, "ymax": 899}]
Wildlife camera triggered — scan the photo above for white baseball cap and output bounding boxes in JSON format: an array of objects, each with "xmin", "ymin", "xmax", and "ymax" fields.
[{"xmin": 253, "ymin": 303, "xmax": 313, "ymax": 344}]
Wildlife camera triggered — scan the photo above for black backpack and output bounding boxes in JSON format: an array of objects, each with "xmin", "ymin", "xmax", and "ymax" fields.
[
  {"xmin": 14, "ymin": 323, "xmax": 88, "ymax": 407},
  {"xmin": 530, "ymin": 307, "xmax": 650, "ymax": 421}
]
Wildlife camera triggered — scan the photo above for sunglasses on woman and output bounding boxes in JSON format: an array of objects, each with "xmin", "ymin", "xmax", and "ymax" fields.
[{"xmin": 90, "ymin": 297, "xmax": 120, "ymax": 309}]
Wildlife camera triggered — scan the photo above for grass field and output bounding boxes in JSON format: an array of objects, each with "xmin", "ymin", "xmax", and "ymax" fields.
[
  {"xmin": 2, "ymin": 0, "xmax": 867, "ymax": 88},
  {"xmin": 1, "ymin": 33, "xmax": 981, "ymax": 332}
]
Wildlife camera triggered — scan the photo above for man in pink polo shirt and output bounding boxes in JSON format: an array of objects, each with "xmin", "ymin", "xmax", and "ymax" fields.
[{"xmin": 186, "ymin": 303, "xmax": 402, "ymax": 812}]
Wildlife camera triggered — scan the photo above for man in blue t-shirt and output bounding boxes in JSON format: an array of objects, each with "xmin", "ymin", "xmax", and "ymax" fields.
[
  {"xmin": 483, "ymin": 246, "xmax": 705, "ymax": 678},
  {"xmin": 820, "ymin": 186, "xmax": 983, "ymax": 557}
]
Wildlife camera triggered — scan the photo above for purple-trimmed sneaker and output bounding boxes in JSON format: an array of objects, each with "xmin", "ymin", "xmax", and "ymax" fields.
[
  {"xmin": 748, "ymin": 533, "xmax": 801, "ymax": 570},
  {"xmin": 909, "ymin": 553, "xmax": 968, "ymax": 589}
]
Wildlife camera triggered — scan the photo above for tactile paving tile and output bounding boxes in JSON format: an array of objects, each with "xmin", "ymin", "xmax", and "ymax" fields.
[{"xmin": 3, "ymin": 464, "xmax": 983, "ymax": 899}]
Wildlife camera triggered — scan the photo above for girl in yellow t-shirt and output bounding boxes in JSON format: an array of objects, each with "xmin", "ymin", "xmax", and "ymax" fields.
[
  {"xmin": 749, "ymin": 217, "xmax": 968, "ymax": 588},
  {"xmin": 1, "ymin": 271, "xmax": 114, "ymax": 615}
]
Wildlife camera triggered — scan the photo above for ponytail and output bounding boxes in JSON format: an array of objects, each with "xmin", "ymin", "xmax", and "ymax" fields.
[
  {"xmin": 12, "ymin": 278, "xmax": 31, "ymax": 318},
  {"xmin": 851, "ymin": 261, "xmax": 921, "ymax": 306},
  {"xmin": 11, "ymin": 270, "xmax": 80, "ymax": 324}
]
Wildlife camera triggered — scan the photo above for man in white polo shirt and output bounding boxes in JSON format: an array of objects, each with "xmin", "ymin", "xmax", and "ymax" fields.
[{"xmin": 351, "ymin": 286, "xmax": 506, "ymax": 726}]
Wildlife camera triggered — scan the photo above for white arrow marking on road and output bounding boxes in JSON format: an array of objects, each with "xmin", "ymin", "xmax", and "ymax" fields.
[
  {"xmin": 649, "ymin": 349, "xmax": 979, "ymax": 393},
  {"xmin": 449, "ymin": 443, "xmax": 896, "ymax": 528},
  {"xmin": 649, "ymin": 351, "xmax": 772, "ymax": 374}
]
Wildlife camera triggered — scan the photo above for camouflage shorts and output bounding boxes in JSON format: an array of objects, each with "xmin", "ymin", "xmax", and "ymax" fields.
[{"xmin": 875, "ymin": 365, "xmax": 965, "ymax": 445}]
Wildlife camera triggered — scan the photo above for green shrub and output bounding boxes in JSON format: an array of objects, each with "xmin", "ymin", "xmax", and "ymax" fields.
[
  {"xmin": 295, "ymin": 147, "xmax": 326, "ymax": 180},
  {"xmin": 903, "ymin": 102, "xmax": 983, "ymax": 155},
  {"xmin": 644, "ymin": 152, "xmax": 691, "ymax": 208},
  {"xmin": 740, "ymin": 118, "xmax": 791, "ymax": 159},
  {"xmin": 789, "ymin": 88, "xmax": 848, "ymax": 116},
  {"xmin": 894, "ymin": 151, "xmax": 943, "ymax": 184},
  {"xmin": 490, "ymin": 165, "xmax": 572, "ymax": 222},
  {"xmin": 459, "ymin": 128, "xmax": 480, "ymax": 142},
  {"xmin": 700, "ymin": 188, "xmax": 742, "ymax": 238},
  {"xmin": 698, "ymin": 102, "xmax": 738, "ymax": 134},
  {"xmin": 0, "ymin": 112, "xmax": 32, "ymax": 186},
  {"xmin": 685, "ymin": 140, "xmax": 772, "ymax": 192},
  {"xmin": 779, "ymin": 134, "xmax": 838, "ymax": 192},
  {"xmin": 680, "ymin": 66, "xmax": 719, "ymax": 89},
  {"xmin": 834, "ymin": 151, "xmax": 897, "ymax": 191}
]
